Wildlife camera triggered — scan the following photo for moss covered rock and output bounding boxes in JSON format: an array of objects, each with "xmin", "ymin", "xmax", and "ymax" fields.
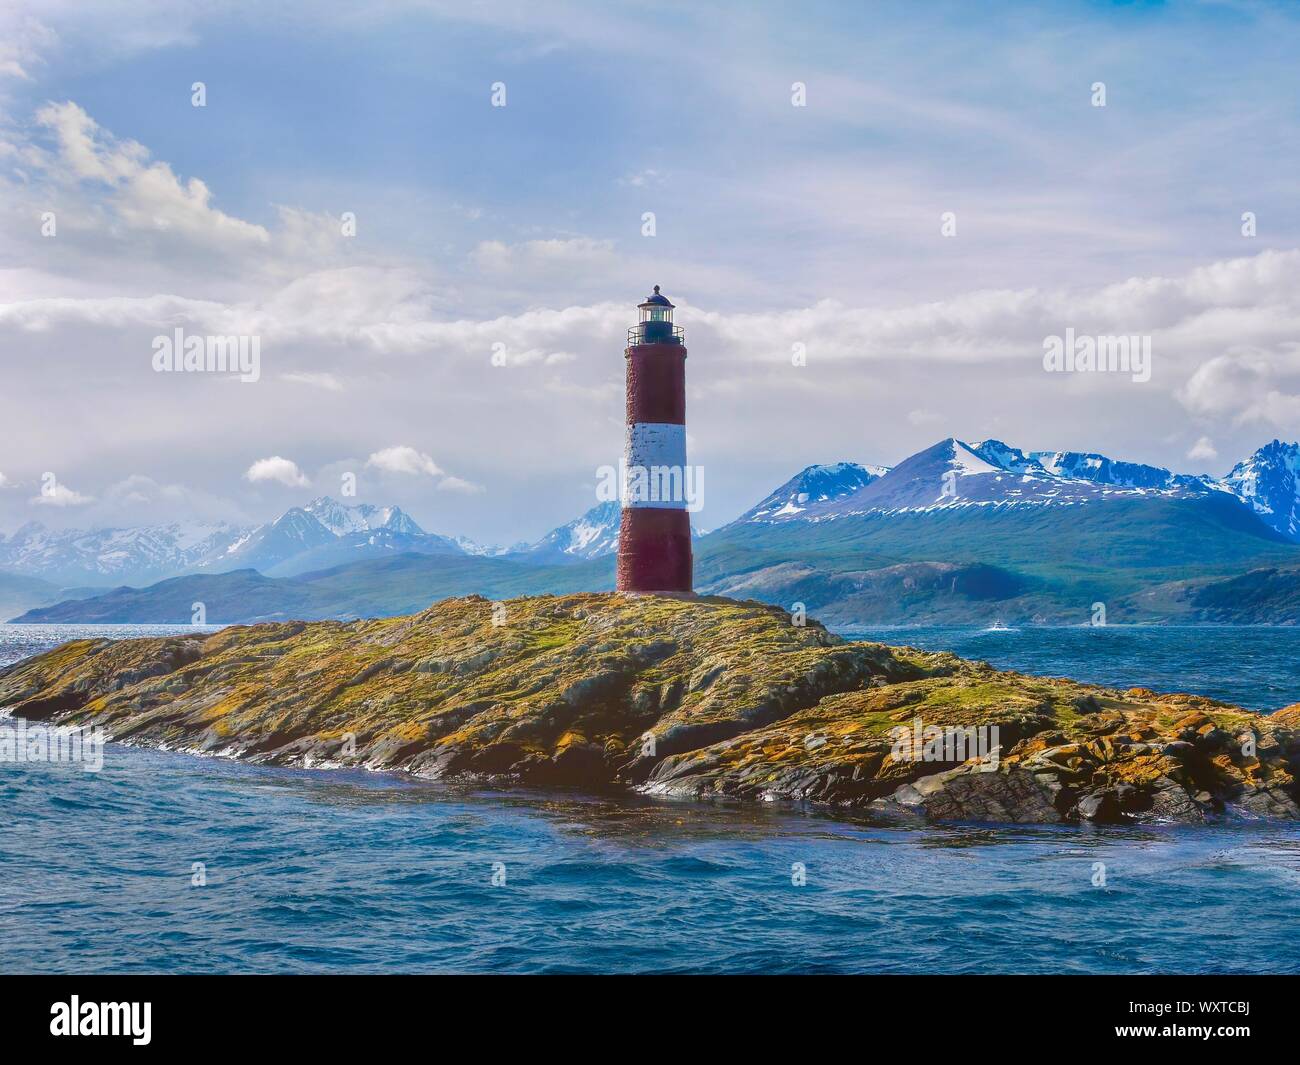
[{"xmin": 1, "ymin": 593, "xmax": 1296, "ymax": 825}]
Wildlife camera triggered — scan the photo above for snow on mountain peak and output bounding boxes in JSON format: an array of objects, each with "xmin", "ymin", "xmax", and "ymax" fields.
[
  {"xmin": 303, "ymin": 496, "xmax": 425, "ymax": 537},
  {"xmin": 1221, "ymin": 439, "xmax": 1300, "ymax": 538},
  {"xmin": 0, "ymin": 497, "xmax": 446, "ymax": 584},
  {"xmin": 947, "ymin": 440, "xmax": 1001, "ymax": 476},
  {"xmin": 731, "ymin": 437, "xmax": 1300, "ymax": 538},
  {"xmin": 521, "ymin": 500, "xmax": 622, "ymax": 561},
  {"xmin": 733, "ymin": 462, "xmax": 891, "ymax": 524}
]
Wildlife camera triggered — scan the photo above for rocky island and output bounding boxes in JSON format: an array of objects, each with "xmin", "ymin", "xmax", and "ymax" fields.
[{"xmin": 2, "ymin": 593, "xmax": 1297, "ymax": 824}]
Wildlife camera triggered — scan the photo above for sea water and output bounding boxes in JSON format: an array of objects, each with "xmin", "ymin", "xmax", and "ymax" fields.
[{"xmin": 2, "ymin": 624, "xmax": 1298, "ymax": 974}]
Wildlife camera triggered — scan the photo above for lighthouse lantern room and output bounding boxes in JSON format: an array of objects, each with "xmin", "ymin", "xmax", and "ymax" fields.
[{"xmin": 630, "ymin": 285, "xmax": 683, "ymax": 346}]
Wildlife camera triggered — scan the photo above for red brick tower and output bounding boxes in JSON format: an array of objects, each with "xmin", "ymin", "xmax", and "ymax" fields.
[{"xmin": 616, "ymin": 286, "xmax": 693, "ymax": 594}]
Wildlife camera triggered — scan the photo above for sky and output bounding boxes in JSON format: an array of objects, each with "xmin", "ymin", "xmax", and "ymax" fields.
[{"xmin": 2, "ymin": 0, "xmax": 1300, "ymax": 543}]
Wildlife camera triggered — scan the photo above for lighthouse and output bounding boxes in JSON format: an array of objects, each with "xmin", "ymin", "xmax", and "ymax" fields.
[{"xmin": 616, "ymin": 286, "xmax": 693, "ymax": 594}]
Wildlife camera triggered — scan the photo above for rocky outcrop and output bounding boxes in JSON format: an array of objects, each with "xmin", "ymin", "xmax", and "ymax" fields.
[{"xmin": 1, "ymin": 593, "xmax": 1296, "ymax": 825}]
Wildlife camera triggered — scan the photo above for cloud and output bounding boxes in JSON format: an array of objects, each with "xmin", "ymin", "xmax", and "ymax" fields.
[
  {"xmin": 31, "ymin": 481, "xmax": 93, "ymax": 506},
  {"xmin": 1187, "ymin": 436, "xmax": 1218, "ymax": 462},
  {"xmin": 105, "ymin": 473, "xmax": 188, "ymax": 507},
  {"xmin": 437, "ymin": 475, "xmax": 484, "ymax": 494},
  {"xmin": 0, "ymin": 101, "xmax": 351, "ymax": 298},
  {"xmin": 618, "ymin": 169, "xmax": 664, "ymax": 187},
  {"xmin": 244, "ymin": 456, "xmax": 310, "ymax": 487},
  {"xmin": 470, "ymin": 237, "xmax": 615, "ymax": 274},
  {"xmin": 1178, "ymin": 345, "xmax": 1300, "ymax": 428},
  {"xmin": 280, "ymin": 371, "xmax": 344, "ymax": 392},
  {"xmin": 367, "ymin": 446, "xmax": 482, "ymax": 494},
  {"xmin": 0, "ymin": 10, "xmax": 56, "ymax": 82},
  {"xmin": 0, "ymin": 4, "xmax": 200, "ymax": 89},
  {"xmin": 491, "ymin": 346, "xmax": 579, "ymax": 367},
  {"xmin": 33, "ymin": 101, "xmax": 270, "ymax": 252},
  {"xmin": 366, "ymin": 446, "xmax": 443, "ymax": 477},
  {"xmin": 2, "ymin": 60, "xmax": 1300, "ymax": 541}
]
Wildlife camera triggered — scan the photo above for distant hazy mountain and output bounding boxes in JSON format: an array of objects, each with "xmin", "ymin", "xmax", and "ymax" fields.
[
  {"xmin": 303, "ymin": 497, "xmax": 424, "ymax": 537},
  {"xmin": 0, "ymin": 496, "xmax": 465, "ymax": 586},
  {"xmin": 0, "ymin": 572, "xmax": 69, "ymax": 622},
  {"xmin": 205, "ymin": 497, "xmax": 463, "ymax": 577},
  {"xmin": 0, "ymin": 519, "xmax": 245, "ymax": 586},
  {"xmin": 453, "ymin": 536, "xmax": 517, "ymax": 557},
  {"xmin": 15, "ymin": 554, "xmax": 606, "ymax": 625}
]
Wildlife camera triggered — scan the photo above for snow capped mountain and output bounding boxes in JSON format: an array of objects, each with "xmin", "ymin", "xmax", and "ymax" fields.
[
  {"xmin": 730, "ymin": 462, "xmax": 890, "ymax": 524},
  {"xmin": 209, "ymin": 497, "xmax": 462, "ymax": 577},
  {"xmin": 515, "ymin": 500, "xmax": 713, "ymax": 563},
  {"xmin": 303, "ymin": 497, "xmax": 423, "ymax": 537},
  {"xmin": 518, "ymin": 501, "xmax": 623, "ymax": 563},
  {"xmin": 1221, "ymin": 440, "xmax": 1300, "ymax": 540},
  {"xmin": 738, "ymin": 438, "xmax": 1300, "ymax": 540},
  {"xmin": 860, "ymin": 437, "xmax": 1224, "ymax": 514},
  {"xmin": 0, "ymin": 497, "xmax": 463, "ymax": 585},
  {"xmin": 967, "ymin": 436, "xmax": 1206, "ymax": 496},
  {"xmin": 0, "ymin": 519, "xmax": 244, "ymax": 586},
  {"xmin": 7, "ymin": 442, "xmax": 1298, "ymax": 590},
  {"xmin": 972, "ymin": 440, "xmax": 1200, "ymax": 493},
  {"xmin": 213, "ymin": 507, "xmax": 341, "ymax": 573},
  {"xmin": 453, "ymin": 536, "xmax": 517, "ymax": 557}
]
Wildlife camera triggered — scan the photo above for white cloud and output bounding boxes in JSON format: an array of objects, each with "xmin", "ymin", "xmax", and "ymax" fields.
[
  {"xmin": 618, "ymin": 169, "xmax": 664, "ymax": 187},
  {"xmin": 2, "ymin": 83, "xmax": 1299, "ymax": 539},
  {"xmin": 1187, "ymin": 436, "xmax": 1218, "ymax": 462},
  {"xmin": 245, "ymin": 456, "xmax": 309, "ymax": 487},
  {"xmin": 0, "ymin": 10, "xmax": 56, "ymax": 82},
  {"xmin": 105, "ymin": 473, "xmax": 187, "ymax": 507},
  {"xmin": 33, "ymin": 101, "xmax": 270, "ymax": 252},
  {"xmin": 367, "ymin": 446, "xmax": 443, "ymax": 477},
  {"xmin": 437, "ymin": 475, "xmax": 484, "ymax": 494},
  {"xmin": 1178, "ymin": 346, "xmax": 1300, "ymax": 428},
  {"xmin": 0, "ymin": 101, "xmax": 352, "ymax": 300},
  {"xmin": 367, "ymin": 446, "xmax": 482, "ymax": 494},
  {"xmin": 280, "ymin": 371, "xmax": 344, "ymax": 392},
  {"xmin": 31, "ymin": 482, "xmax": 93, "ymax": 506},
  {"xmin": 470, "ymin": 237, "xmax": 615, "ymax": 274}
]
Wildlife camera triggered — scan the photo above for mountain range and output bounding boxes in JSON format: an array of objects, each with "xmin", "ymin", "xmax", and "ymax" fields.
[
  {"xmin": 8, "ymin": 438, "xmax": 1300, "ymax": 626},
  {"xmin": 0, "ymin": 495, "xmax": 617, "ymax": 591},
  {"xmin": 727, "ymin": 438, "xmax": 1295, "ymax": 529}
]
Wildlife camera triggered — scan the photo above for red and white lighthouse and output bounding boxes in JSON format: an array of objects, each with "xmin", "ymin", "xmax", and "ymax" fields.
[{"xmin": 616, "ymin": 286, "xmax": 693, "ymax": 594}]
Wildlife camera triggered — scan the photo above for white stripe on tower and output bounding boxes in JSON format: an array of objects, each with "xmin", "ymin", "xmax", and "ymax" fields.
[{"xmin": 624, "ymin": 422, "xmax": 687, "ymax": 509}]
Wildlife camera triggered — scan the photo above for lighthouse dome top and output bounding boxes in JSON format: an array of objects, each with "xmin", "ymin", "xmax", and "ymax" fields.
[
  {"xmin": 639, "ymin": 285, "xmax": 674, "ymax": 309},
  {"xmin": 630, "ymin": 285, "xmax": 683, "ymax": 345}
]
